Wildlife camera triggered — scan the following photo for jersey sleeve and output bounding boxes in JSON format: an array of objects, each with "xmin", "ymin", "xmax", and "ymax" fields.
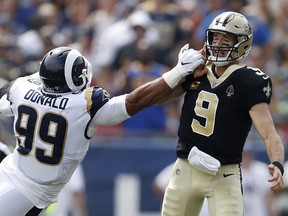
[
  {"xmin": 90, "ymin": 94, "xmax": 130, "ymax": 127},
  {"xmin": 85, "ymin": 88, "xmax": 130, "ymax": 137},
  {"xmin": 84, "ymin": 86, "xmax": 110, "ymax": 119},
  {"xmin": 7, "ymin": 76, "xmax": 35, "ymax": 101},
  {"xmin": 1, "ymin": 76, "xmax": 40, "ymax": 116},
  {"xmin": 242, "ymin": 67, "xmax": 272, "ymax": 111}
]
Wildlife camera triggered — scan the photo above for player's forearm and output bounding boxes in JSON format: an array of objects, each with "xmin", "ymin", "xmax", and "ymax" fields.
[
  {"xmin": 126, "ymin": 77, "xmax": 181, "ymax": 116},
  {"xmin": 250, "ymin": 103, "xmax": 285, "ymax": 164},
  {"xmin": 265, "ymin": 135, "xmax": 285, "ymax": 164}
]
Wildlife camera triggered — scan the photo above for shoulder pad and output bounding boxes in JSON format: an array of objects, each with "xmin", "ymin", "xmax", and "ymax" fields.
[
  {"xmin": 240, "ymin": 66, "xmax": 271, "ymax": 85},
  {"xmin": 84, "ymin": 87, "xmax": 110, "ymax": 118}
]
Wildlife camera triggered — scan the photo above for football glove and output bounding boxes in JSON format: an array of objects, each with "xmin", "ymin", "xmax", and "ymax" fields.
[{"xmin": 163, "ymin": 44, "xmax": 205, "ymax": 88}]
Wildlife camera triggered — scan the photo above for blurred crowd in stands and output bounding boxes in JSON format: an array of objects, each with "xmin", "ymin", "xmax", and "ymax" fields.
[{"xmin": 1, "ymin": 0, "xmax": 288, "ymax": 147}]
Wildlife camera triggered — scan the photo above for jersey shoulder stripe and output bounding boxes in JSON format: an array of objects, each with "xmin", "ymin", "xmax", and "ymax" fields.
[{"xmin": 84, "ymin": 87, "xmax": 110, "ymax": 118}]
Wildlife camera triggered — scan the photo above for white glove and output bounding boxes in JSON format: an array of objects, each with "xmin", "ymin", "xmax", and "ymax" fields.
[
  {"xmin": 176, "ymin": 44, "xmax": 205, "ymax": 76},
  {"xmin": 163, "ymin": 44, "xmax": 205, "ymax": 88},
  {"xmin": 178, "ymin": 43, "xmax": 189, "ymax": 61}
]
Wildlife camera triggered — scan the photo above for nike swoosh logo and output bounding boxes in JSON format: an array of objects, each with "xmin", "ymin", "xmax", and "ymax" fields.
[
  {"xmin": 181, "ymin": 61, "xmax": 192, "ymax": 65},
  {"xmin": 223, "ymin": 173, "xmax": 234, "ymax": 178}
]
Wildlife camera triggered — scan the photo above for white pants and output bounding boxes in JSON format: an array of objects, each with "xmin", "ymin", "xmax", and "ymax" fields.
[
  {"xmin": 161, "ymin": 158, "xmax": 243, "ymax": 216},
  {"xmin": 0, "ymin": 165, "xmax": 46, "ymax": 216}
]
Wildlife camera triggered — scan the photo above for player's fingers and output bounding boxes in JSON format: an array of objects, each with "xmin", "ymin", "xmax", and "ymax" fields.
[
  {"xmin": 199, "ymin": 48, "xmax": 205, "ymax": 56},
  {"xmin": 194, "ymin": 66, "xmax": 208, "ymax": 78},
  {"xmin": 180, "ymin": 44, "xmax": 189, "ymax": 54},
  {"xmin": 268, "ymin": 171, "xmax": 283, "ymax": 193}
]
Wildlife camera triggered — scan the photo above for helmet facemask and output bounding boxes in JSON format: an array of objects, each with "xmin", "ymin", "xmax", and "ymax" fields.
[{"xmin": 205, "ymin": 11, "xmax": 253, "ymax": 66}]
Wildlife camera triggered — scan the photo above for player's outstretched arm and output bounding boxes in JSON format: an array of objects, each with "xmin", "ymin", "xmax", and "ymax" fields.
[
  {"xmin": 126, "ymin": 45, "xmax": 207, "ymax": 116},
  {"xmin": 126, "ymin": 77, "xmax": 183, "ymax": 116}
]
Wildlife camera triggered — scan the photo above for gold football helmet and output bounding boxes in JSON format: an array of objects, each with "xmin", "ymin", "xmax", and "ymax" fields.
[{"xmin": 205, "ymin": 11, "xmax": 253, "ymax": 66}]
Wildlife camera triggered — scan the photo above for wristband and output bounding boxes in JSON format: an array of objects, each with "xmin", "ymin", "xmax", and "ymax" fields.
[
  {"xmin": 162, "ymin": 68, "xmax": 182, "ymax": 89},
  {"xmin": 272, "ymin": 161, "xmax": 284, "ymax": 175}
]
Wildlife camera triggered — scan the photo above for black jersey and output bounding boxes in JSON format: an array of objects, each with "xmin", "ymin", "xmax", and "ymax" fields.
[{"xmin": 177, "ymin": 64, "xmax": 272, "ymax": 164}]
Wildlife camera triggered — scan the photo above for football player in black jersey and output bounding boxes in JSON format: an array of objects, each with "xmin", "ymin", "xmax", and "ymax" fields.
[{"xmin": 159, "ymin": 11, "xmax": 285, "ymax": 216}]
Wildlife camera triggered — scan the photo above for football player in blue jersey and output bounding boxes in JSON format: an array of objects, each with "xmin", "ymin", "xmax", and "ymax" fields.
[
  {"xmin": 159, "ymin": 11, "xmax": 285, "ymax": 216},
  {"xmin": 0, "ymin": 42, "xmax": 206, "ymax": 215}
]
